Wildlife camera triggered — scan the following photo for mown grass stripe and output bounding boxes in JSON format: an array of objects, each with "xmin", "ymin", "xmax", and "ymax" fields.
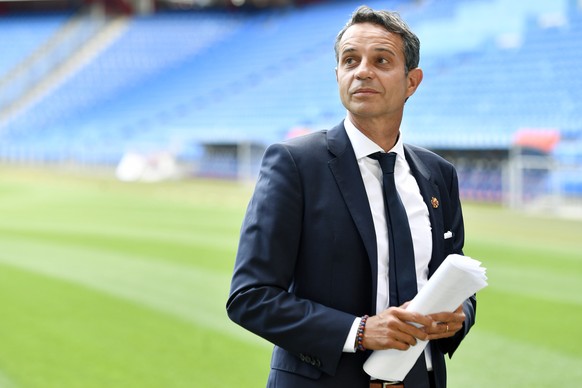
[
  {"xmin": 0, "ymin": 222, "xmax": 238, "ymax": 273},
  {"xmin": 486, "ymin": 262, "xmax": 582, "ymax": 306},
  {"xmin": 463, "ymin": 203, "xmax": 582, "ymax": 258},
  {"xmin": 0, "ymin": 224, "xmax": 237, "ymax": 255},
  {"xmin": 0, "ymin": 236, "xmax": 265, "ymax": 349},
  {"xmin": 448, "ymin": 329, "xmax": 582, "ymax": 387},
  {"xmin": 0, "ymin": 262, "xmax": 270, "ymax": 388},
  {"xmin": 477, "ymin": 287, "xmax": 580, "ymax": 357},
  {"xmin": 0, "ymin": 371, "xmax": 15, "ymax": 388}
]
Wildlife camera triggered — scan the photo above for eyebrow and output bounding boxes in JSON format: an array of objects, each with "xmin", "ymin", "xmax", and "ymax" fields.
[
  {"xmin": 340, "ymin": 46, "xmax": 397, "ymax": 57},
  {"xmin": 373, "ymin": 47, "xmax": 397, "ymax": 57},
  {"xmin": 340, "ymin": 47, "xmax": 357, "ymax": 57}
]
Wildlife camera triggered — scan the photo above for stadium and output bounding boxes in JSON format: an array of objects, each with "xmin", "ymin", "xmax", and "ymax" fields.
[{"xmin": 0, "ymin": 0, "xmax": 581, "ymax": 387}]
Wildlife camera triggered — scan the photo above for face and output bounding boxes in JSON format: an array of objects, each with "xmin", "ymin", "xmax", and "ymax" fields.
[{"xmin": 335, "ymin": 23, "xmax": 422, "ymax": 124}]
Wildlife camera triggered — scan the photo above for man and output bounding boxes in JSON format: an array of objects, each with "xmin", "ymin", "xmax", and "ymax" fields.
[{"xmin": 226, "ymin": 5, "xmax": 476, "ymax": 388}]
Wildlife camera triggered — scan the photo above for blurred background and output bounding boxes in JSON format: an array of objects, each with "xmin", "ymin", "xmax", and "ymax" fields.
[
  {"xmin": 0, "ymin": 0, "xmax": 581, "ymax": 214},
  {"xmin": 0, "ymin": 1, "xmax": 581, "ymax": 387}
]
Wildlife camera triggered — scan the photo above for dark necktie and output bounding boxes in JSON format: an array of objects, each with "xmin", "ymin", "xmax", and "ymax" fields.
[
  {"xmin": 369, "ymin": 152, "xmax": 429, "ymax": 387},
  {"xmin": 369, "ymin": 152, "xmax": 417, "ymax": 306}
]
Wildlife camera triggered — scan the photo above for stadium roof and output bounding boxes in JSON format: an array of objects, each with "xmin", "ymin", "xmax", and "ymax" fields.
[{"xmin": 0, "ymin": 0, "xmax": 330, "ymax": 14}]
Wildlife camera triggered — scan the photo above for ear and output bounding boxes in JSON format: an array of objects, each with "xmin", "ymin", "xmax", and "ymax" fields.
[
  {"xmin": 406, "ymin": 67, "xmax": 423, "ymax": 98},
  {"xmin": 335, "ymin": 67, "xmax": 339, "ymax": 82}
]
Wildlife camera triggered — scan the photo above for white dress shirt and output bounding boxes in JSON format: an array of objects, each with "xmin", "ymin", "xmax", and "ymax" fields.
[{"xmin": 341, "ymin": 117, "xmax": 433, "ymax": 370}]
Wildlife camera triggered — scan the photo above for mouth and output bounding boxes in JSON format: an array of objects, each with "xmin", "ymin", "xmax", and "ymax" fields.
[{"xmin": 352, "ymin": 88, "xmax": 380, "ymax": 96}]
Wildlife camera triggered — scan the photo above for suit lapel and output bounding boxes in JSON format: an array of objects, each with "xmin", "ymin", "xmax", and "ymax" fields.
[
  {"xmin": 325, "ymin": 129, "xmax": 448, "ymax": 303},
  {"xmin": 404, "ymin": 145, "xmax": 445, "ymax": 276},
  {"xmin": 327, "ymin": 123, "xmax": 379, "ymax": 302}
]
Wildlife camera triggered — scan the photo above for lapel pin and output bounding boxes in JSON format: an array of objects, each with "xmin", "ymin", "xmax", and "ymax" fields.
[{"xmin": 431, "ymin": 197, "xmax": 439, "ymax": 209}]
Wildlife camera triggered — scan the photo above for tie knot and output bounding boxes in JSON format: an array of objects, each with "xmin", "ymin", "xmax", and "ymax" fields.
[{"xmin": 369, "ymin": 151, "xmax": 397, "ymax": 174}]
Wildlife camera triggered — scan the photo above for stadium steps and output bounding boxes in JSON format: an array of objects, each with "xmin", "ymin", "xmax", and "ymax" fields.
[
  {"xmin": 0, "ymin": 13, "xmax": 129, "ymax": 131},
  {"xmin": 0, "ymin": 13, "xmax": 68, "ymax": 76},
  {"xmin": 0, "ymin": 14, "xmax": 76, "ymax": 107}
]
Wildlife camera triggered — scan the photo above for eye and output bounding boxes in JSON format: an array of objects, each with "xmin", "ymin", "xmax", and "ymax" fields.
[{"xmin": 344, "ymin": 57, "xmax": 355, "ymax": 66}]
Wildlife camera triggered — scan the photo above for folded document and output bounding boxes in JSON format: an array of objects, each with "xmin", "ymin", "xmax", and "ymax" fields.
[{"xmin": 363, "ymin": 254, "xmax": 488, "ymax": 381}]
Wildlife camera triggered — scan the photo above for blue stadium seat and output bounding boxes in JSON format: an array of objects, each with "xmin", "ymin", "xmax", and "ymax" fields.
[{"xmin": 0, "ymin": 0, "xmax": 580, "ymax": 200}]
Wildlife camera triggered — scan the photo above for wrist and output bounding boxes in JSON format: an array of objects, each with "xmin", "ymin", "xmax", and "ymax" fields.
[{"xmin": 356, "ymin": 315, "xmax": 368, "ymax": 352}]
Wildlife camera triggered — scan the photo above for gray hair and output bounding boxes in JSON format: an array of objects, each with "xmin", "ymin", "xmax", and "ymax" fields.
[{"xmin": 334, "ymin": 5, "xmax": 420, "ymax": 73}]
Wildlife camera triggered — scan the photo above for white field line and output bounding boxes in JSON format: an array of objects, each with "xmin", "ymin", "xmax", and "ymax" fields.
[{"xmin": 0, "ymin": 237, "xmax": 268, "ymax": 349}]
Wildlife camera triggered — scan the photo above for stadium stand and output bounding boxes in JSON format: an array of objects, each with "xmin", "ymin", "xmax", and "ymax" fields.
[
  {"xmin": 0, "ymin": 13, "xmax": 69, "ymax": 75},
  {"xmin": 0, "ymin": 0, "xmax": 581, "ymax": 201}
]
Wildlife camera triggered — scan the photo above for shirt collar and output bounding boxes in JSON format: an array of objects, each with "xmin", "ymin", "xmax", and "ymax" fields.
[{"xmin": 343, "ymin": 116, "xmax": 405, "ymax": 160}]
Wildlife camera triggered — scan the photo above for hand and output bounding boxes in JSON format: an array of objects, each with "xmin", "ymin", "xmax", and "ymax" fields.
[
  {"xmin": 423, "ymin": 305, "xmax": 466, "ymax": 340},
  {"xmin": 362, "ymin": 304, "xmax": 434, "ymax": 351}
]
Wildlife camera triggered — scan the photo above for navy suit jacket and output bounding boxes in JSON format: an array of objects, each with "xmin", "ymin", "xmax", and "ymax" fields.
[{"xmin": 227, "ymin": 122, "xmax": 476, "ymax": 388}]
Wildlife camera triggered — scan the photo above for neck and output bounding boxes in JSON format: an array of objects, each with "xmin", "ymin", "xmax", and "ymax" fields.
[{"xmin": 348, "ymin": 114, "xmax": 401, "ymax": 151}]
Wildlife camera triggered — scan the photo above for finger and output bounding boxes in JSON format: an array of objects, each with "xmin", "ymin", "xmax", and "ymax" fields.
[
  {"xmin": 425, "ymin": 323, "xmax": 457, "ymax": 340},
  {"xmin": 423, "ymin": 320, "xmax": 448, "ymax": 335},
  {"xmin": 389, "ymin": 331, "xmax": 418, "ymax": 350},
  {"xmin": 384, "ymin": 310, "xmax": 430, "ymax": 342},
  {"xmin": 396, "ymin": 309, "xmax": 434, "ymax": 329},
  {"xmin": 429, "ymin": 304, "xmax": 464, "ymax": 319},
  {"xmin": 441, "ymin": 321, "xmax": 463, "ymax": 336},
  {"xmin": 378, "ymin": 307, "xmax": 432, "ymax": 333},
  {"xmin": 429, "ymin": 310, "xmax": 465, "ymax": 325},
  {"xmin": 392, "ymin": 320, "xmax": 436, "ymax": 347}
]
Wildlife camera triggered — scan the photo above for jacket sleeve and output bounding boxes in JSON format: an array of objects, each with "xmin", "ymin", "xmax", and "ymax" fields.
[{"xmin": 226, "ymin": 142, "xmax": 355, "ymax": 377}]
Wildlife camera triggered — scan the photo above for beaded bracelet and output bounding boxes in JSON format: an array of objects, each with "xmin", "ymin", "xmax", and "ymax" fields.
[{"xmin": 356, "ymin": 315, "xmax": 369, "ymax": 352}]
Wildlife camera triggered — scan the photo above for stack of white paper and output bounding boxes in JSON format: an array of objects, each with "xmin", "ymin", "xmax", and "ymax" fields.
[{"xmin": 363, "ymin": 254, "xmax": 488, "ymax": 381}]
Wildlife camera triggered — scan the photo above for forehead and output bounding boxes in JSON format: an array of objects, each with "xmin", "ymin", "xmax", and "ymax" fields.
[{"xmin": 339, "ymin": 22, "xmax": 403, "ymax": 55}]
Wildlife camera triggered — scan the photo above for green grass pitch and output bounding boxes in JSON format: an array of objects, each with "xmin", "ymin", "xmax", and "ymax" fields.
[{"xmin": 0, "ymin": 166, "xmax": 580, "ymax": 387}]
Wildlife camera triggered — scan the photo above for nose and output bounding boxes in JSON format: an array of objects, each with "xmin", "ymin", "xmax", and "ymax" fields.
[{"xmin": 355, "ymin": 59, "xmax": 374, "ymax": 80}]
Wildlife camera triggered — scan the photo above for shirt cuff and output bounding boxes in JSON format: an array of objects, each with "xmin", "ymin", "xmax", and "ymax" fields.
[{"xmin": 342, "ymin": 317, "xmax": 362, "ymax": 353}]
